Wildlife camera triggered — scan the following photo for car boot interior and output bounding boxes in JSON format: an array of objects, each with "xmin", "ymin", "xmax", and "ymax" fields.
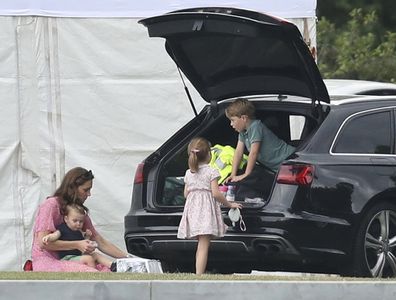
[{"xmin": 157, "ymin": 105, "xmax": 319, "ymax": 207}]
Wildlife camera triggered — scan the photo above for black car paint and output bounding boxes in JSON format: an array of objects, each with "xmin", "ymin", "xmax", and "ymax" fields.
[
  {"xmin": 124, "ymin": 7, "xmax": 396, "ymax": 277},
  {"xmin": 125, "ymin": 99, "xmax": 396, "ymax": 275},
  {"xmin": 139, "ymin": 7, "xmax": 330, "ymax": 104}
]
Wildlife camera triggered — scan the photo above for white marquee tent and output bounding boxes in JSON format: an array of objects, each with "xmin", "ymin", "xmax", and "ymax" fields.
[{"xmin": 0, "ymin": 0, "xmax": 317, "ymax": 271}]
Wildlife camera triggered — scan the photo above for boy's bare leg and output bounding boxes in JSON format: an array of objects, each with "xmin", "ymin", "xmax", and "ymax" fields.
[
  {"xmin": 91, "ymin": 252, "xmax": 113, "ymax": 268},
  {"xmin": 79, "ymin": 255, "xmax": 97, "ymax": 268}
]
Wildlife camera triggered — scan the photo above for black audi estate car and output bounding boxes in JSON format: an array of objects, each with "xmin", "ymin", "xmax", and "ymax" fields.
[{"xmin": 124, "ymin": 7, "xmax": 396, "ymax": 278}]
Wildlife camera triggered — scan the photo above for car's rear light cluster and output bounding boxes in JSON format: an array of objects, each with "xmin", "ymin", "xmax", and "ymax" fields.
[
  {"xmin": 134, "ymin": 163, "xmax": 144, "ymax": 184},
  {"xmin": 276, "ymin": 164, "xmax": 314, "ymax": 186}
]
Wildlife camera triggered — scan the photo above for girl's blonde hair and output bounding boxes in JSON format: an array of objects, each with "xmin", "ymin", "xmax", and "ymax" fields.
[{"xmin": 187, "ymin": 137, "xmax": 211, "ymax": 173}]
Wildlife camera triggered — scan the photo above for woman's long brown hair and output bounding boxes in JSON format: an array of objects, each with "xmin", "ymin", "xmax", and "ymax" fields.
[{"xmin": 53, "ymin": 167, "xmax": 93, "ymax": 215}]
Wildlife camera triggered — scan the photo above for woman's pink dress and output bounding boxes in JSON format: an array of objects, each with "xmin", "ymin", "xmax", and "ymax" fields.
[
  {"xmin": 31, "ymin": 197, "xmax": 110, "ymax": 272},
  {"xmin": 177, "ymin": 164, "xmax": 228, "ymax": 239}
]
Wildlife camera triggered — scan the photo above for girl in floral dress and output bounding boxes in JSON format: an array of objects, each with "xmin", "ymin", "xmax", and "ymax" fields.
[{"xmin": 177, "ymin": 137, "xmax": 242, "ymax": 274}]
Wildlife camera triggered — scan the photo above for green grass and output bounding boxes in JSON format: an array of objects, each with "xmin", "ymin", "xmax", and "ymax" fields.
[{"xmin": 0, "ymin": 272, "xmax": 393, "ymax": 281}]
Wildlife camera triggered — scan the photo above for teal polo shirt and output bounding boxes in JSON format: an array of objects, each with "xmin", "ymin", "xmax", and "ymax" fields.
[{"xmin": 239, "ymin": 119, "xmax": 295, "ymax": 172}]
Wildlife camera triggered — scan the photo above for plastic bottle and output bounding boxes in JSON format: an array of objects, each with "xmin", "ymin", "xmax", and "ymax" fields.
[
  {"xmin": 219, "ymin": 185, "xmax": 228, "ymax": 197},
  {"xmin": 226, "ymin": 185, "xmax": 235, "ymax": 201}
]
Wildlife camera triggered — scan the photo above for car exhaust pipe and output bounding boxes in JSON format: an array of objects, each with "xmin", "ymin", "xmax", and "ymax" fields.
[
  {"xmin": 128, "ymin": 238, "xmax": 149, "ymax": 253},
  {"xmin": 255, "ymin": 243, "xmax": 269, "ymax": 253},
  {"xmin": 254, "ymin": 240, "xmax": 283, "ymax": 254}
]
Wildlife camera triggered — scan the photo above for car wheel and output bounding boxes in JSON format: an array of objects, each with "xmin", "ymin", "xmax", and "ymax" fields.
[{"xmin": 353, "ymin": 203, "xmax": 396, "ymax": 278}]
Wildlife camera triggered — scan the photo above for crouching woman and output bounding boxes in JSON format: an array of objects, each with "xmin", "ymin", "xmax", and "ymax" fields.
[{"xmin": 31, "ymin": 167, "xmax": 128, "ymax": 272}]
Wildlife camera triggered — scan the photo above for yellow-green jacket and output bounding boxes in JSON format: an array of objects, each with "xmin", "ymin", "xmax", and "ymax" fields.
[{"xmin": 210, "ymin": 144, "xmax": 248, "ymax": 184}]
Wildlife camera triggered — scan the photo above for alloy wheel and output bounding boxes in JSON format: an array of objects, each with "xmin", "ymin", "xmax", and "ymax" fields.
[{"xmin": 364, "ymin": 209, "xmax": 396, "ymax": 277}]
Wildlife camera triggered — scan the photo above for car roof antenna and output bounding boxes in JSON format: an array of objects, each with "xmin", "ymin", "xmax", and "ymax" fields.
[{"xmin": 176, "ymin": 66, "xmax": 198, "ymax": 116}]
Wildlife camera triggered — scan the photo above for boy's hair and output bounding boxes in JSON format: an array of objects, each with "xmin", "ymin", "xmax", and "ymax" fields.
[
  {"xmin": 187, "ymin": 137, "xmax": 211, "ymax": 173},
  {"xmin": 225, "ymin": 98, "xmax": 256, "ymax": 119}
]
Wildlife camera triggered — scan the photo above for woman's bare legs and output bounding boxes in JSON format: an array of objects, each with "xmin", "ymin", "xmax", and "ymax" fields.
[{"xmin": 195, "ymin": 235, "xmax": 211, "ymax": 275}]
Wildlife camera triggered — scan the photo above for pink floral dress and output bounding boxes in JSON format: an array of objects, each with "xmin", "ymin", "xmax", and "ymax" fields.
[
  {"xmin": 31, "ymin": 197, "xmax": 110, "ymax": 272},
  {"xmin": 177, "ymin": 164, "xmax": 227, "ymax": 239}
]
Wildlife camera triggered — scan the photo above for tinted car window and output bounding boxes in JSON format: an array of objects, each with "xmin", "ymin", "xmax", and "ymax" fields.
[{"xmin": 333, "ymin": 111, "xmax": 392, "ymax": 154}]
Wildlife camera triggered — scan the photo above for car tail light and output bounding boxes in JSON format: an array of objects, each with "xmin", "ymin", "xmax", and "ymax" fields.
[
  {"xmin": 276, "ymin": 164, "xmax": 314, "ymax": 186},
  {"xmin": 134, "ymin": 163, "xmax": 144, "ymax": 184}
]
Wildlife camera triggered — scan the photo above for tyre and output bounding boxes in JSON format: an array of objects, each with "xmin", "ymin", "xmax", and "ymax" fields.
[{"xmin": 353, "ymin": 203, "xmax": 396, "ymax": 278}]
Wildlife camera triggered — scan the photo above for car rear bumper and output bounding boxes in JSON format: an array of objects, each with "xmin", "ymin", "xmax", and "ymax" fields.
[
  {"xmin": 125, "ymin": 231, "xmax": 299, "ymax": 258},
  {"xmin": 124, "ymin": 208, "xmax": 352, "ymax": 267}
]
